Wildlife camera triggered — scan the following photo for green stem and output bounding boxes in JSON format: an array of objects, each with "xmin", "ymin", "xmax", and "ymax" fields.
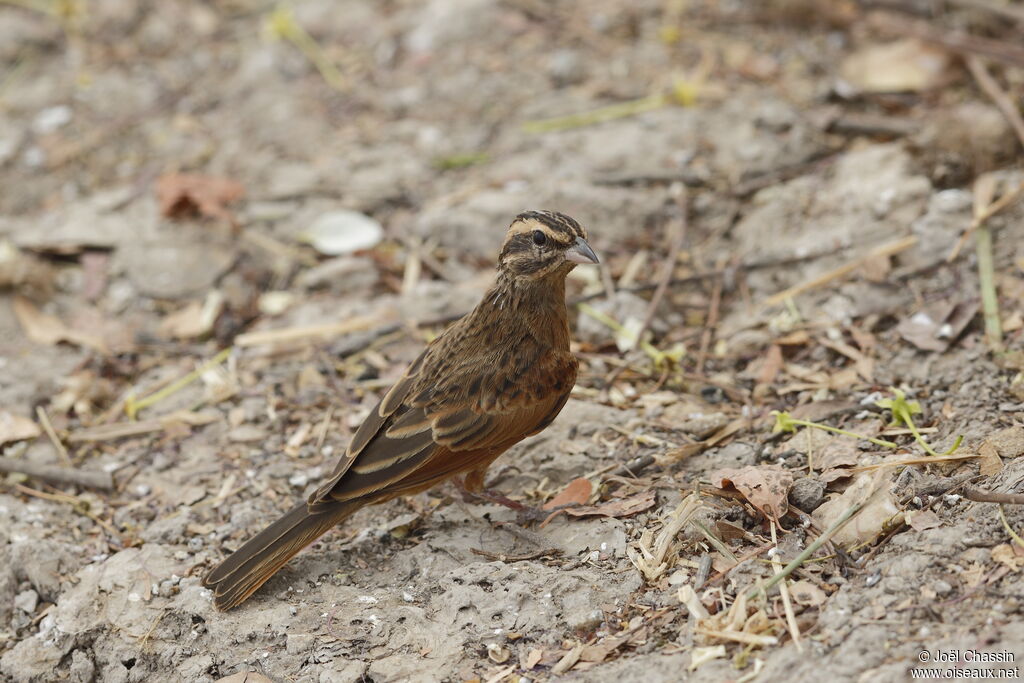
[
  {"xmin": 746, "ymin": 497, "xmax": 867, "ymax": 601},
  {"xmin": 126, "ymin": 347, "xmax": 233, "ymax": 419},
  {"xmin": 976, "ymin": 222, "xmax": 1002, "ymax": 351},
  {"xmin": 789, "ymin": 418, "xmax": 898, "ymax": 449}
]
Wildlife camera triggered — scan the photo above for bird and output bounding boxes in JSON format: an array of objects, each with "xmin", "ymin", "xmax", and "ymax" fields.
[{"xmin": 203, "ymin": 210, "xmax": 599, "ymax": 609}]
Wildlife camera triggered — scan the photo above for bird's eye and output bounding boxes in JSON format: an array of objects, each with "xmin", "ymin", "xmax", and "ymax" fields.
[{"xmin": 532, "ymin": 230, "xmax": 547, "ymax": 246}]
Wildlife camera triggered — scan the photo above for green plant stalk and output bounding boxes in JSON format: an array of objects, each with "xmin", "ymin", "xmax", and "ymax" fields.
[
  {"xmin": 999, "ymin": 504, "xmax": 1024, "ymax": 549},
  {"xmin": 894, "ymin": 408, "xmax": 963, "ymax": 457},
  {"xmin": 746, "ymin": 496, "xmax": 867, "ymax": 601},
  {"xmin": 269, "ymin": 5, "xmax": 346, "ymax": 92},
  {"xmin": 975, "ymin": 222, "xmax": 1003, "ymax": 351},
  {"xmin": 787, "ymin": 417, "xmax": 898, "ymax": 449},
  {"xmin": 577, "ymin": 302, "xmax": 668, "ymax": 365},
  {"xmin": 524, "ymin": 93, "xmax": 668, "ymax": 134},
  {"xmin": 125, "ymin": 347, "xmax": 233, "ymax": 419}
]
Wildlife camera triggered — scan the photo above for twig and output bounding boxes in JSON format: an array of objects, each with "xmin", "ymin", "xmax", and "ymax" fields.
[
  {"xmin": 469, "ymin": 547, "xmax": 561, "ymax": 562},
  {"xmin": 966, "ymin": 56, "xmax": 1024, "ymax": 150},
  {"xmin": 770, "ymin": 521, "xmax": 803, "ymax": 651},
  {"xmin": 867, "ymin": 10, "xmax": 1024, "ymax": 67},
  {"xmin": 235, "ymin": 315, "xmax": 381, "ymax": 347},
  {"xmin": 696, "ymin": 264, "xmax": 722, "ymax": 372},
  {"xmin": 68, "ymin": 411, "xmax": 218, "ymax": 443},
  {"xmin": 969, "ymin": 175, "xmax": 1004, "ymax": 350},
  {"xmin": 947, "ymin": 178, "xmax": 1024, "ymax": 261},
  {"xmin": 0, "ymin": 455, "xmax": 114, "ymax": 490},
  {"xmin": 762, "ymin": 236, "xmax": 918, "ymax": 307},
  {"xmin": 13, "ymin": 484, "xmax": 122, "ymax": 541},
  {"xmin": 746, "ymin": 491, "xmax": 873, "ymax": 600},
  {"xmin": 125, "ymin": 348, "xmax": 232, "ymax": 418},
  {"xmin": 964, "ymin": 488, "xmax": 1024, "ymax": 505},
  {"xmin": 35, "ymin": 406, "xmax": 69, "ymax": 465}
]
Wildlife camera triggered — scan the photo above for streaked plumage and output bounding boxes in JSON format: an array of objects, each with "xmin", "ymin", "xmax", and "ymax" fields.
[{"xmin": 203, "ymin": 210, "xmax": 598, "ymax": 609}]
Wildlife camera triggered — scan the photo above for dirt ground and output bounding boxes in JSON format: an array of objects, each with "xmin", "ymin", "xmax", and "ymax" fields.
[{"xmin": 2, "ymin": 1, "xmax": 1024, "ymax": 681}]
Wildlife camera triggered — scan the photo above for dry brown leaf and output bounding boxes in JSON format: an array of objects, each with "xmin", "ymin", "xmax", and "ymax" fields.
[
  {"xmin": 564, "ymin": 490, "xmax": 656, "ymax": 519},
  {"xmin": 978, "ymin": 440, "xmax": 1003, "ymax": 477},
  {"xmin": 897, "ymin": 300, "xmax": 979, "ymax": 352},
  {"xmin": 713, "ymin": 465, "xmax": 793, "ymax": 520},
  {"xmin": 992, "ymin": 543, "xmax": 1024, "ymax": 571},
  {"xmin": 789, "ymin": 580, "xmax": 827, "ymax": 607},
  {"xmin": 0, "ymin": 411, "xmax": 41, "ymax": 445},
  {"xmin": 986, "ymin": 427, "xmax": 1024, "ymax": 459},
  {"xmin": 12, "ymin": 295, "xmax": 108, "ymax": 353},
  {"xmin": 158, "ymin": 292, "xmax": 224, "ymax": 340},
  {"xmin": 905, "ymin": 509, "xmax": 942, "ymax": 531},
  {"xmin": 812, "ymin": 472, "xmax": 902, "ymax": 549},
  {"xmin": 524, "ymin": 648, "xmax": 543, "ymax": 671},
  {"xmin": 157, "ymin": 172, "xmax": 245, "ymax": 226},
  {"xmin": 543, "ymin": 477, "xmax": 592, "ymax": 510},
  {"xmin": 839, "ymin": 39, "xmax": 951, "ymax": 93}
]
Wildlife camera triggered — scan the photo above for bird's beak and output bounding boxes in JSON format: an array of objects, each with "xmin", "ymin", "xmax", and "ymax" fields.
[{"xmin": 565, "ymin": 236, "xmax": 599, "ymax": 264}]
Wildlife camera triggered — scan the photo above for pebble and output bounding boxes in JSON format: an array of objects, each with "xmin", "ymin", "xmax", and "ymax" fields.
[{"xmin": 14, "ymin": 589, "xmax": 38, "ymax": 614}]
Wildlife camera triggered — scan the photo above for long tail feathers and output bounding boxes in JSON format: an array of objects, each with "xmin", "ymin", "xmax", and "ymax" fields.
[{"xmin": 203, "ymin": 501, "xmax": 354, "ymax": 610}]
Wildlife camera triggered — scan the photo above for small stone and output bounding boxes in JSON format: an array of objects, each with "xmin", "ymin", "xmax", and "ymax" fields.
[
  {"xmin": 187, "ymin": 537, "xmax": 203, "ymax": 552},
  {"xmin": 932, "ymin": 579, "xmax": 953, "ymax": 596},
  {"xmin": 14, "ymin": 589, "xmax": 38, "ymax": 614},
  {"xmin": 286, "ymin": 633, "xmax": 316, "ymax": 655},
  {"xmin": 295, "ymin": 256, "xmax": 378, "ymax": 293},
  {"xmin": 789, "ymin": 477, "xmax": 826, "ymax": 512}
]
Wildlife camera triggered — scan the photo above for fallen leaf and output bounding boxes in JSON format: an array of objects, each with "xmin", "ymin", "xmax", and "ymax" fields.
[
  {"xmin": 897, "ymin": 300, "xmax": 979, "ymax": 352},
  {"xmin": 12, "ymin": 295, "xmax": 108, "ymax": 353},
  {"xmin": 157, "ymin": 173, "xmax": 245, "ymax": 226},
  {"xmin": 524, "ymin": 648, "xmax": 543, "ymax": 671},
  {"xmin": 0, "ymin": 411, "xmax": 41, "ymax": 445},
  {"xmin": 986, "ymin": 426, "xmax": 1024, "ymax": 459},
  {"xmin": 839, "ymin": 39, "xmax": 951, "ymax": 94},
  {"xmin": 789, "ymin": 580, "xmax": 827, "ymax": 607},
  {"xmin": 713, "ymin": 465, "xmax": 793, "ymax": 520},
  {"xmin": 543, "ymin": 477, "xmax": 593, "ymax": 510},
  {"xmin": 906, "ymin": 509, "xmax": 943, "ymax": 531},
  {"xmin": 158, "ymin": 292, "xmax": 225, "ymax": 340},
  {"xmin": 564, "ymin": 490, "xmax": 657, "ymax": 519},
  {"xmin": 992, "ymin": 543, "xmax": 1024, "ymax": 571},
  {"xmin": 978, "ymin": 440, "xmax": 1003, "ymax": 477},
  {"xmin": 812, "ymin": 472, "xmax": 902, "ymax": 548}
]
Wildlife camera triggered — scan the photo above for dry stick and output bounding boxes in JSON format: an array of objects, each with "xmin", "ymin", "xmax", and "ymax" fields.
[
  {"xmin": 770, "ymin": 521, "xmax": 803, "ymax": 652},
  {"xmin": 696, "ymin": 267, "xmax": 722, "ymax": 372},
  {"xmin": 35, "ymin": 406, "xmax": 69, "ymax": 465},
  {"xmin": 762, "ymin": 236, "xmax": 918, "ymax": 307},
  {"xmin": 966, "ymin": 56, "xmax": 1024, "ymax": 150},
  {"xmin": 868, "ymin": 10, "xmax": 1024, "ymax": 67},
  {"xmin": 745, "ymin": 492, "xmax": 872, "ymax": 601},
  {"xmin": 947, "ymin": 179, "xmax": 1024, "ymax": 261},
  {"xmin": 0, "ymin": 455, "xmax": 114, "ymax": 490},
  {"xmin": 964, "ymin": 488, "xmax": 1024, "ymax": 505}
]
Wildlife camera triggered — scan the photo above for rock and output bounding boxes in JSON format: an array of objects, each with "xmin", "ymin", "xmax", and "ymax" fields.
[
  {"xmin": 318, "ymin": 661, "xmax": 368, "ymax": 683},
  {"xmin": 14, "ymin": 589, "xmax": 38, "ymax": 614},
  {"xmin": 121, "ymin": 241, "xmax": 235, "ymax": 299},
  {"xmin": 286, "ymin": 633, "xmax": 316, "ymax": 655},
  {"xmin": 789, "ymin": 477, "xmax": 826, "ymax": 512},
  {"xmin": 68, "ymin": 650, "xmax": 96, "ymax": 683},
  {"xmin": 912, "ymin": 102, "xmax": 1015, "ymax": 186},
  {"xmin": 295, "ymin": 256, "xmax": 378, "ymax": 293},
  {"xmin": 299, "ymin": 210, "xmax": 384, "ymax": 256}
]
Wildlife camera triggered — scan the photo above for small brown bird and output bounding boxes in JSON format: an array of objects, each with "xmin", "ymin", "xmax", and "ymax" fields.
[{"xmin": 204, "ymin": 210, "xmax": 599, "ymax": 609}]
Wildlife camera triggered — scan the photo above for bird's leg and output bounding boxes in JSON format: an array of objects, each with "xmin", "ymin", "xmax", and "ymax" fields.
[
  {"xmin": 456, "ymin": 467, "xmax": 559, "ymax": 524},
  {"xmin": 456, "ymin": 468, "xmax": 528, "ymax": 511}
]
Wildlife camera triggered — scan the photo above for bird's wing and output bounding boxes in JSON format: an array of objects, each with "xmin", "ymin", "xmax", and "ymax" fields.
[{"xmin": 307, "ymin": 348, "xmax": 576, "ymax": 511}]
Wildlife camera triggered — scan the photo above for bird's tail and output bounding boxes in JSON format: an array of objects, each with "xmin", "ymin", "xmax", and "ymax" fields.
[{"xmin": 203, "ymin": 501, "xmax": 355, "ymax": 610}]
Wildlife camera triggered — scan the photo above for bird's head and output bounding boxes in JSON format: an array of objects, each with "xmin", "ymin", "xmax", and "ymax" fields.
[{"xmin": 498, "ymin": 210, "xmax": 599, "ymax": 281}]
